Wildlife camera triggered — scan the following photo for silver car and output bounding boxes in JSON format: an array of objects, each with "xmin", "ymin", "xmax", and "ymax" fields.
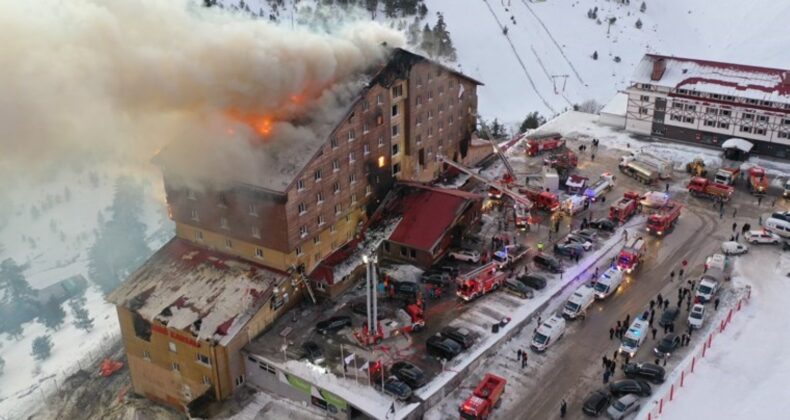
[{"xmin": 606, "ymin": 394, "xmax": 640, "ymax": 419}]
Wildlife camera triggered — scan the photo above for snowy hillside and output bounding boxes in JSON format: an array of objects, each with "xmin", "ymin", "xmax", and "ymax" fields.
[{"xmin": 429, "ymin": 0, "xmax": 790, "ymax": 125}]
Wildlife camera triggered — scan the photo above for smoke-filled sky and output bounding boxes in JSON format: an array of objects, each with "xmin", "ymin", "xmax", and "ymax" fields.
[{"xmin": 0, "ymin": 0, "xmax": 404, "ymax": 185}]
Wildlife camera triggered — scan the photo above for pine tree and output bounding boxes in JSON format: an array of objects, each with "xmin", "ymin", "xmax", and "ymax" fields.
[
  {"xmin": 640, "ymin": 1, "xmax": 647, "ymax": 12},
  {"xmin": 635, "ymin": 18, "xmax": 643, "ymax": 29},
  {"xmin": 383, "ymin": 0, "xmax": 398, "ymax": 18},
  {"xmin": 69, "ymin": 297, "xmax": 94, "ymax": 332},
  {"xmin": 0, "ymin": 258, "xmax": 35, "ymax": 304},
  {"xmin": 31, "ymin": 335, "xmax": 53, "ymax": 361},
  {"xmin": 490, "ymin": 119, "xmax": 507, "ymax": 140},
  {"xmin": 592, "ymin": 50, "xmax": 599, "ymax": 60},
  {"xmin": 519, "ymin": 112, "xmax": 546, "ymax": 132},
  {"xmin": 433, "ymin": 13, "xmax": 457, "ymax": 61},
  {"xmin": 39, "ymin": 297, "xmax": 66, "ymax": 331},
  {"xmin": 418, "ymin": 2, "xmax": 428, "ymax": 19},
  {"xmin": 420, "ymin": 23, "xmax": 435, "ymax": 56},
  {"xmin": 88, "ymin": 177, "xmax": 151, "ymax": 295},
  {"xmin": 365, "ymin": 0, "xmax": 379, "ymax": 18}
]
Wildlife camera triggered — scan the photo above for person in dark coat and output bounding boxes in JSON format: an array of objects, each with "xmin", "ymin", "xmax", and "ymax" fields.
[
  {"xmin": 670, "ymin": 270, "xmax": 675, "ymax": 281},
  {"xmin": 603, "ymin": 370, "xmax": 610, "ymax": 383},
  {"xmin": 625, "ymin": 314, "xmax": 631, "ymax": 326},
  {"xmin": 609, "ymin": 327, "xmax": 615, "ymax": 340},
  {"xmin": 518, "ymin": 349, "xmax": 523, "ymax": 360},
  {"xmin": 651, "ymin": 327, "xmax": 657, "ymax": 340},
  {"xmin": 714, "ymin": 298, "xmax": 720, "ymax": 310},
  {"xmin": 732, "ymin": 222, "xmax": 737, "ymax": 232},
  {"xmin": 664, "ymin": 300, "xmax": 669, "ymax": 310},
  {"xmin": 560, "ymin": 399, "xmax": 567, "ymax": 418},
  {"xmin": 602, "ymin": 356, "xmax": 608, "ymax": 368}
]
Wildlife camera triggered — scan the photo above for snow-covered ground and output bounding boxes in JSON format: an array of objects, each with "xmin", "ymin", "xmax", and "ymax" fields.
[
  {"xmin": 655, "ymin": 248, "xmax": 790, "ymax": 419},
  {"xmin": 0, "ymin": 165, "xmax": 172, "ymax": 418}
]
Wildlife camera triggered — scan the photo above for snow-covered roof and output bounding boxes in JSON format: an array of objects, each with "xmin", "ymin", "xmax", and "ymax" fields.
[
  {"xmin": 600, "ymin": 92, "xmax": 628, "ymax": 116},
  {"xmin": 721, "ymin": 138, "xmax": 754, "ymax": 153},
  {"xmin": 632, "ymin": 54, "xmax": 790, "ymax": 105},
  {"xmin": 107, "ymin": 238, "xmax": 289, "ymax": 345}
]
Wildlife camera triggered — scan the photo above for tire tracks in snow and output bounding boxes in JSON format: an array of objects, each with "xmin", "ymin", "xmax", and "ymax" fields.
[
  {"xmin": 481, "ymin": 0, "xmax": 557, "ymax": 114},
  {"xmin": 518, "ymin": 0, "xmax": 586, "ymax": 86}
]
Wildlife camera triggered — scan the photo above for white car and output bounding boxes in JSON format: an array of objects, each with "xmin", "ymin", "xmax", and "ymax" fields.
[
  {"xmin": 449, "ymin": 249, "xmax": 481, "ymax": 263},
  {"xmin": 688, "ymin": 304, "xmax": 705, "ymax": 329},
  {"xmin": 607, "ymin": 394, "xmax": 641, "ymax": 420},
  {"xmin": 641, "ymin": 191, "xmax": 669, "ymax": 208},
  {"xmin": 745, "ymin": 230, "xmax": 781, "ymax": 245},
  {"xmin": 721, "ymin": 241, "xmax": 748, "ymax": 255},
  {"xmin": 704, "ymin": 253, "xmax": 727, "ymax": 271}
]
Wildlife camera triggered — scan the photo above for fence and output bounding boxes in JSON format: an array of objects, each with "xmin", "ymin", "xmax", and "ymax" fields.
[{"xmin": 644, "ymin": 285, "xmax": 752, "ymax": 420}]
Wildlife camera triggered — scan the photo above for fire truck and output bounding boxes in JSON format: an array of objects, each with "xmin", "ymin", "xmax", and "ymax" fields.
[
  {"xmin": 566, "ymin": 175, "xmax": 589, "ymax": 195},
  {"xmin": 687, "ymin": 177, "xmax": 734, "ymax": 201},
  {"xmin": 526, "ymin": 132, "xmax": 565, "ymax": 156},
  {"xmin": 747, "ymin": 167, "xmax": 769, "ymax": 195},
  {"xmin": 714, "ymin": 167, "xmax": 740, "ymax": 186},
  {"xmin": 646, "ymin": 201, "xmax": 682, "ymax": 236},
  {"xmin": 459, "ymin": 374, "xmax": 507, "ymax": 420},
  {"xmin": 543, "ymin": 149, "xmax": 578, "ymax": 169},
  {"xmin": 517, "ymin": 185, "xmax": 560, "ymax": 212},
  {"xmin": 617, "ymin": 237, "xmax": 646, "ymax": 273},
  {"xmin": 608, "ymin": 191, "xmax": 641, "ymax": 223},
  {"xmin": 620, "ymin": 152, "xmax": 672, "ymax": 179},
  {"xmin": 583, "ymin": 173, "xmax": 616, "ymax": 202},
  {"xmin": 456, "ymin": 263, "xmax": 507, "ymax": 302},
  {"xmin": 619, "ymin": 159, "xmax": 659, "ymax": 184},
  {"xmin": 355, "ymin": 304, "xmax": 425, "ymax": 345}
]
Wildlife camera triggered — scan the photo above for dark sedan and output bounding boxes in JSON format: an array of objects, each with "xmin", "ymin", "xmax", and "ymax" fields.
[
  {"xmin": 301, "ymin": 341, "xmax": 324, "ymax": 364},
  {"xmin": 533, "ymin": 254, "xmax": 563, "ymax": 273},
  {"xmin": 383, "ymin": 377, "xmax": 412, "ymax": 401},
  {"xmin": 554, "ymin": 243, "xmax": 584, "ymax": 258},
  {"xmin": 653, "ymin": 333, "xmax": 681, "ymax": 358},
  {"xmin": 624, "ymin": 362, "xmax": 665, "ymax": 384},
  {"xmin": 518, "ymin": 274, "xmax": 548, "ymax": 290},
  {"xmin": 589, "ymin": 218, "xmax": 616, "ymax": 232},
  {"xmin": 441, "ymin": 326, "xmax": 475, "ymax": 349},
  {"xmin": 390, "ymin": 361, "xmax": 427, "ymax": 389},
  {"xmin": 658, "ymin": 307, "xmax": 680, "ymax": 327},
  {"xmin": 609, "ymin": 379, "xmax": 652, "ymax": 397},
  {"xmin": 582, "ymin": 389, "xmax": 611, "ymax": 416},
  {"xmin": 315, "ymin": 316, "xmax": 352, "ymax": 335}
]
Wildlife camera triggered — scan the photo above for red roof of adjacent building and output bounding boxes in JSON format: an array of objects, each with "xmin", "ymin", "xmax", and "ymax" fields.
[{"xmin": 388, "ymin": 187, "xmax": 480, "ymax": 251}]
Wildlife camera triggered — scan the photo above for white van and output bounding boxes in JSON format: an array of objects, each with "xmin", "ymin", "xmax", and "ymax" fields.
[
  {"xmin": 619, "ymin": 317, "xmax": 649, "ymax": 357},
  {"xmin": 562, "ymin": 285, "xmax": 596, "ymax": 320},
  {"xmin": 531, "ymin": 315, "xmax": 566, "ymax": 352},
  {"xmin": 593, "ymin": 268, "xmax": 624, "ymax": 299},
  {"xmin": 695, "ymin": 278, "xmax": 719, "ymax": 303},
  {"xmin": 702, "ymin": 267, "xmax": 726, "ymax": 283},
  {"xmin": 704, "ymin": 254, "xmax": 727, "ymax": 272},
  {"xmin": 764, "ymin": 212, "xmax": 790, "ymax": 238}
]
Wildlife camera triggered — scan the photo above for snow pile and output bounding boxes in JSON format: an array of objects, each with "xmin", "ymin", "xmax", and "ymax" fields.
[{"xmin": 654, "ymin": 249, "xmax": 790, "ymax": 419}]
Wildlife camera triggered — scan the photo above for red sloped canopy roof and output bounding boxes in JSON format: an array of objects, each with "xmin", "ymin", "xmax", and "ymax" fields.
[{"xmin": 388, "ymin": 189, "xmax": 472, "ymax": 251}]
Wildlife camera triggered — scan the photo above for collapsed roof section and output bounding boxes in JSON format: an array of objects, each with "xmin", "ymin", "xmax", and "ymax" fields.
[{"xmin": 107, "ymin": 238, "xmax": 289, "ymax": 345}]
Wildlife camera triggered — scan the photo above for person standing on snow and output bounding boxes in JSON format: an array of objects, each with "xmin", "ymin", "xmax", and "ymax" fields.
[{"xmin": 560, "ymin": 399, "xmax": 567, "ymax": 418}]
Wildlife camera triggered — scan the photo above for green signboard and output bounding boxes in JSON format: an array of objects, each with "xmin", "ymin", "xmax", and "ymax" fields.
[
  {"xmin": 319, "ymin": 389, "xmax": 348, "ymax": 411},
  {"xmin": 286, "ymin": 374, "xmax": 311, "ymax": 395}
]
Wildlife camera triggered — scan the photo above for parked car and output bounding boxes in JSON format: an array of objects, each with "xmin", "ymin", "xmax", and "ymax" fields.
[
  {"xmin": 390, "ymin": 361, "xmax": 427, "ymax": 389},
  {"xmin": 609, "ymin": 379, "xmax": 652, "ymax": 397},
  {"xmin": 383, "ymin": 377, "xmax": 412, "ymax": 401},
  {"xmin": 301, "ymin": 341, "xmax": 325, "ymax": 364},
  {"xmin": 623, "ymin": 363, "xmax": 665, "ymax": 384},
  {"xmin": 449, "ymin": 249, "xmax": 481, "ymax": 263},
  {"xmin": 434, "ymin": 264, "xmax": 460, "ymax": 276},
  {"xmin": 533, "ymin": 254, "xmax": 563, "ymax": 273},
  {"xmin": 653, "ymin": 333, "xmax": 681, "ymax": 358},
  {"xmin": 518, "ymin": 274, "xmax": 548, "ymax": 290},
  {"xmin": 441, "ymin": 326, "xmax": 475, "ymax": 349},
  {"xmin": 504, "ymin": 277, "xmax": 534, "ymax": 299},
  {"xmin": 572, "ymin": 229, "xmax": 599, "ymax": 242},
  {"xmin": 745, "ymin": 230, "xmax": 781, "ymax": 244},
  {"xmin": 721, "ymin": 241, "xmax": 748, "ymax": 255},
  {"xmin": 658, "ymin": 307, "xmax": 680, "ymax": 327},
  {"xmin": 554, "ymin": 242, "xmax": 584, "ymax": 258},
  {"xmin": 426, "ymin": 334, "xmax": 463, "ymax": 360},
  {"xmin": 392, "ymin": 281, "xmax": 420, "ymax": 298},
  {"xmin": 688, "ymin": 304, "xmax": 706, "ymax": 329},
  {"xmin": 589, "ymin": 218, "xmax": 616, "ymax": 232},
  {"xmin": 564, "ymin": 234, "xmax": 593, "ymax": 250},
  {"xmin": 420, "ymin": 271, "xmax": 452, "ymax": 287},
  {"xmin": 606, "ymin": 394, "xmax": 641, "ymax": 420},
  {"xmin": 316, "ymin": 316, "xmax": 352, "ymax": 335},
  {"xmin": 582, "ymin": 389, "xmax": 611, "ymax": 416}
]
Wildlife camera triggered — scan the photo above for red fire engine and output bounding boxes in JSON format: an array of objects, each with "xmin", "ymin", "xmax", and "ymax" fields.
[
  {"xmin": 355, "ymin": 304, "xmax": 425, "ymax": 345},
  {"xmin": 747, "ymin": 167, "xmax": 769, "ymax": 195},
  {"xmin": 608, "ymin": 191, "xmax": 641, "ymax": 223},
  {"xmin": 646, "ymin": 201, "xmax": 682, "ymax": 236},
  {"xmin": 526, "ymin": 132, "xmax": 565, "ymax": 156},
  {"xmin": 459, "ymin": 373, "xmax": 507, "ymax": 420},
  {"xmin": 617, "ymin": 237, "xmax": 646, "ymax": 273},
  {"xmin": 688, "ymin": 177, "xmax": 734, "ymax": 201},
  {"xmin": 456, "ymin": 263, "xmax": 507, "ymax": 302}
]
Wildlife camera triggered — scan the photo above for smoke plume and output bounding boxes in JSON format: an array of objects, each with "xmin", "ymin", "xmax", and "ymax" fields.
[{"xmin": 0, "ymin": 0, "xmax": 405, "ymax": 186}]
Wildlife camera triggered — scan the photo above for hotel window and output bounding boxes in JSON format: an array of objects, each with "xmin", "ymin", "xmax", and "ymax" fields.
[
  {"xmin": 784, "ymin": 119, "xmax": 790, "ymax": 125},
  {"xmin": 717, "ymin": 122, "xmax": 730, "ymax": 129},
  {"xmin": 392, "ymin": 143, "xmax": 399, "ymax": 156},
  {"xmin": 234, "ymin": 375, "xmax": 246, "ymax": 387},
  {"xmin": 347, "ymin": 129, "xmax": 356, "ymax": 142},
  {"xmin": 391, "ymin": 124, "xmax": 399, "ymax": 137},
  {"xmin": 439, "ymin": 86, "xmax": 445, "ymax": 95},
  {"xmin": 314, "ymin": 169, "xmax": 322, "ymax": 181},
  {"xmin": 330, "ymin": 225, "xmax": 336, "ymax": 234},
  {"xmin": 376, "ymin": 94, "xmax": 382, "ymax": 105},
  {"xmin": 255, "ymin": 248, "xmax": 264, "ymax": 258},
  {"xmin": 317, "ymin": 192, "xmax": 325, "ymax": 204},
  {"xmin": 670, "ymin": 114, "xmax": 681, "ymax": 122},
  {"xmin": 296, "ymin": 246, "xmax": 303, "ymax": 256},
  {"xmin": 332, "ymin": 159, "xmax": 340, "ymax": 172},
  {"xmin": 704, "ymin": 120, "xmax": 716, "ymax": 127},
  {"xmin": 362, "ymin": 100, "xmax": 369, "ymax": 112},
  {"xmin": 720, "ymin": 110, "xmax": 732, "ymax": 117},
  {"xmin": 225, "ymin": 238, "xmax": 233, "ymax": 248},
  {"xmin": 685, "ymin": 104, "xmax": 696, "ymax": 112},
  {"xmin": 333, "ymin": 182, "xmax": 341, "ymax": 194},
  {"xmin": 449, "ymin": 115, "xmax": 454, "ymax": 125},
  {"xmin": 706, "ymin": 107, "xmax": 717, "ymax": 114},
  {"xmin": 682, "ymin": 116, "xmax": 694, "ymax": 123},
  {"xmin": 297, "ymin": 179, "xmax": 305, "ymax": 191},
  {"xmin": 378, "ymin": 135, "xmax": 385, "ymax": 147},
  {"xmin": 746, "ymin": 98, "xmax": 759, "ymax": 105},
  {"xmin": 169, "ymin": 342, "xmax": 177, "ymax": 353},
  {"xmin": 196, "ymin": 353, "xmax": 211, "ymax": 366},
  {"xmin": 194, "ymin": 230, "xmax": 203, "ymax": 241},
  {"xmin": 740, "ymin": 125, "xmax": 753, "ymax": 133},
  {"xmin": 711, "ymin": 94, "xmax": 721, "ymax": 100},
  {"xmin": 416, "ymin": 77, "xmax": 423, "ymax": 87},
  {"xmin": 248, "ymin": 203, "xmax": 257, "ymax": 216},
  {"xmin": 202, "ymin": 376, "xmax": 212, "ymax": 385},
  {"xmin": 755, "ymin": 128, "xmax": 766, "ymax": 135},
  {"xmin": 351, "ymin": 194, "xmax": 358, "ymax": 204},
  {"xmin": 638, "ymin": 107, "xmax": 648, "ymax": 115},
  {"xmin": 416, "ymin": 95, "xmax": 423, "ymax": 106},
  {"xmin": 778, "ymin": 131, "xmax": 789, "ymax": 139},
  {"xmin": 743, "ymin": 113, "xmax": 754, "ymax": 120},
  {"xmin": 334, "ymin": 203, "xmax": 342, "ymax": 214},
  {"xmin": 365, "ymin": 185, "xmax": 372, "ymax": 196},
  {"xmin": 428, "ymin": 90, "xmax": 434, "ymax": 100},
  {"xmin": 318, "ymin": 215, "xmax": 325, "ymax": 226},
  {"xmin": 391, "ymin": 104, "xmax": 399, "ymax": 117},
  {"xmin": 392, "ymin": 162, "xmax": 401, "ymax": 175},
  {"xmin": 298, "ymin": 203, "xmax": 307, "ymax": 214},
  {"xmin": 143, "ymin": 351, "xmax": 151, "ymax": 361},
  {"xmin": 439, "ymin": 103, "xmax": 445, "ymax": 113},
  {"xmin": 672, "ymin": 102, "xmax": 683, "ymax": 109},
  {"xmin": 428, "ymin": 127, "xmax": 434, "ymax": 137},
  {"xmin": 416, "ymin": 114, "xmax": 423, "ymax": 125},
  {"xmin": 299, "ymin": 225, "xmax": 308, "ymax": 238},
  {"xmin": 392, "ymin": 84, "xmax": 403, "ymax": 98},
  {"xmin": 190, "ymin": 209, "xmax": 199, "ymax": 221},
  {"xmin": 428, "ymin": 110, "xmax": 434, "ymax": 120},
  {"xmin": 363, "ymin": 143, "xmax": 370, "ymax": 155},
  {"xmin": 172, "ymin": 362, "xmax": 180, "ymax": 372},
  {"xmin": 416, "ymin": 134, "xmax": 422, "ymax": 144},
  {"xmin": 349, "ymin": 173, "xmax": 357, "ymax": 184},
  {"xmin": 757, "ymin": 115, "xmax": 768, "ymax": 122},
  {"xmin": 640, "ymin": 95, "xmax": 650, "ymax": 102},
  {"xmin": 331, "ymin": 137, "xmax": 338, "ymax": 149},
  {"xmin": 220, "ymin": 216, "xmax": 229, "ymax": 230},
  {"xmin": 348, "ymin": 152, "xmax": 356, "ymax": 163},
  {"xmin": 313, "ymin": 236, "xmax": 320, "ymax": 245},
  {"xmin": 251, "ymin": 226, "xmax": 261, "ymax": 238},
  {"xmin": 363, "ymin": 122, "xmax": 369, "ymax": 133}
]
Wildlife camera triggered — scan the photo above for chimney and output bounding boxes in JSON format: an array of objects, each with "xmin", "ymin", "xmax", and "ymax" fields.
[{"xmin": 651, "ymin": 58, "xmax": 666, "ymax": 81}]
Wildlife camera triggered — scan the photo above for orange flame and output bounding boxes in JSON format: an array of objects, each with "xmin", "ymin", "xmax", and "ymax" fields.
[{"xmin": 225, "ymin": 109, "xmax": 274, "ymax": 138}]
